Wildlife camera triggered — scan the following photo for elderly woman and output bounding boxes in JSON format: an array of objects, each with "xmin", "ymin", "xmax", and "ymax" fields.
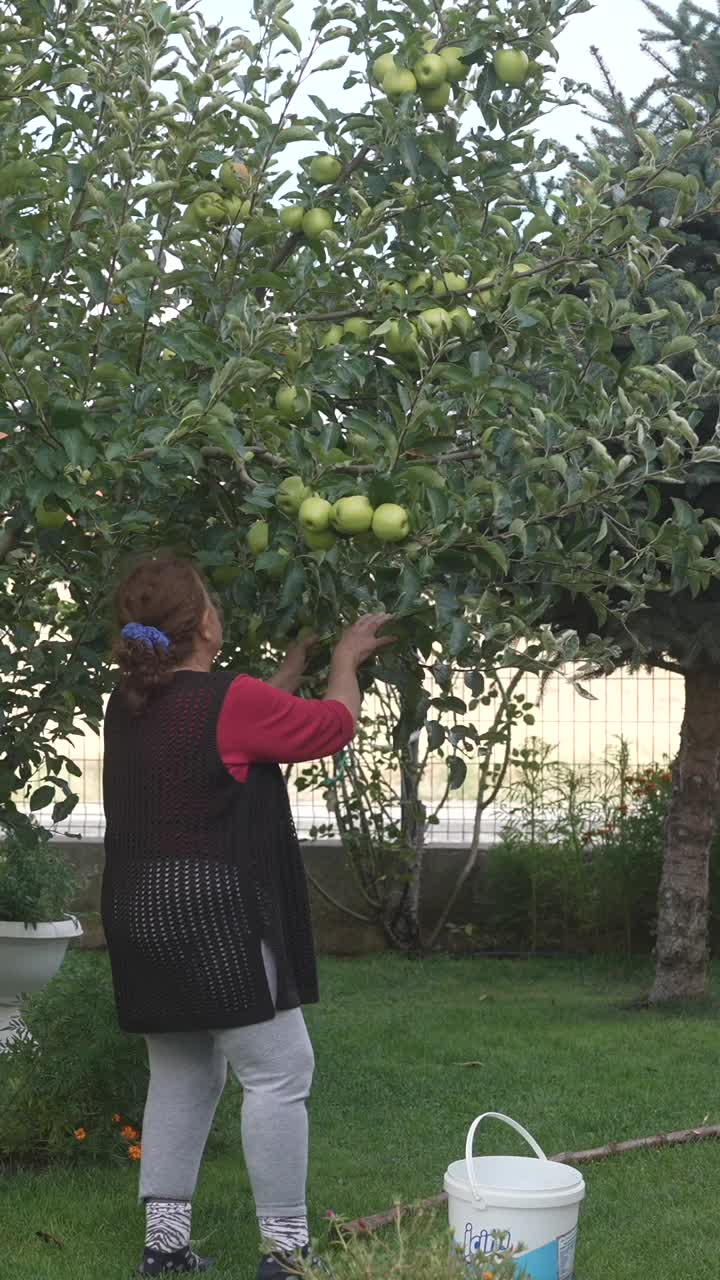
[{"xmin": 102, "ymin": 554, "xmax": 393, "ymax": 1277}]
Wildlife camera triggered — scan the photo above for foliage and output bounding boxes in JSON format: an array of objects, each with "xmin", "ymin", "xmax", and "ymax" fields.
[
  {"xmin": 323, "ymin": 1210, "xmax": 530, "ymax": 1280},
  {"xmin": 481, "ymin": 744, "xmax": 685, "ymax": 955},
  {"xmin": 0, "ymin": 0, "xmax": 717, "ymax": 832},
  {"xmin": 0, "ymin": 949, "xmax": 150, "ymax": 1164},
  {"xmin": 0, "ymin": 814, "xmax": 77, "ymax": 923},
  {"xmin": 296, "ymin": 657, "xmax": 536, "ymax": 947}
]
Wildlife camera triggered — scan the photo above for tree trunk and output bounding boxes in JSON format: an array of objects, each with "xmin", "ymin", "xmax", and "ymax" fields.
[
  {"xmin": 649, "ymin": 667, "xmax": 720, "ymax": 1004},
  {"xmin": 384, "ymin": 733, "xmax": 426, "ymax": 951}
]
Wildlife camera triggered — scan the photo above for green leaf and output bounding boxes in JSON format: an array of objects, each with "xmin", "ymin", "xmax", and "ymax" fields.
[
  {"xmin": 660, "ymin": 335, "xmax": 697, "ymax": 359},
  {"xmin": 30, "ymin": 785, "xmax": 55, "ymax": 811},
  {"xmin": 473, "ymin": 537, "xmax": 508, "ymax": 573},
  {"xmin": 277, "ymin": 126, "xmax": 318, "ymax": 145},
  {"xmin": 272, "ymin": 17, "xmax": 302, "ymax": 52},
  {"xmin": 448, "ymin": 757, "xmax": 467, "ymax": 790},
  {"xmin": 399, "ymin": 133, "xmax": 419, "ymax": 179}
]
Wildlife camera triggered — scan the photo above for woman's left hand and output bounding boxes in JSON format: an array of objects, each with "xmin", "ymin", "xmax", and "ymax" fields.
[{"xmin": 268, "ymin": 630, "xmax": 320, "ymax": 693}]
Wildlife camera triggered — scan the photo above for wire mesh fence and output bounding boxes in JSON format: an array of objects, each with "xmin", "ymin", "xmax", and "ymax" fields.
[{"xmin": 32, "ymin": 665, "xmax": 684, "ymax": 845}]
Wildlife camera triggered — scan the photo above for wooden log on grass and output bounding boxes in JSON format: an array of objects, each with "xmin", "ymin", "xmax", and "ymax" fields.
[{"xmin": 340, "ymin": 1125, "xmax": 720, "ymax": 1237}]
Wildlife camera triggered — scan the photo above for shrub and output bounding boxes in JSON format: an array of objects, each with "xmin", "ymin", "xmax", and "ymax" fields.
[
  {"xmin": 0, "ymin": 950, "xmax": 148, "ymax": 1164},
  {"xmin": 0, "ymin": 949, "xmax": 242, "ymax": 1167},
  {"xmin": 0, "ymin": 816, "xmax": 77, "ymax": 924}
]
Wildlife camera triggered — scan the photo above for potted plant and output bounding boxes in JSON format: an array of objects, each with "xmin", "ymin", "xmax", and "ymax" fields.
[{"xmin": 0, "ymin": 816, "xmax": 82, "ymax": 1048}]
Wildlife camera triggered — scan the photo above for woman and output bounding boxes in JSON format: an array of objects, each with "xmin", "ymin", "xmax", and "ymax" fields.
[{"xmin": 102, "ymin": 554, "xmax": 394, "ymax": 1277}]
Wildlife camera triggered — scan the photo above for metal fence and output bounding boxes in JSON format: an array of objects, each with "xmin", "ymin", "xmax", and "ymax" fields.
[{"xmin": 33, "ymin": 666, "xmax": 683, "ymax": 845}]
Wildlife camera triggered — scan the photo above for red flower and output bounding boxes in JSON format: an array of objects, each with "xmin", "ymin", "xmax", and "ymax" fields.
[
  {"xmin": 112, "ymin": 1114, "xmax": 121, "ymax": 1124},
  {"xmin": 128, "ymin": 1144, "xmax": 142, "ymax": 1161},
  {"xmin": 121, "ymin": 1125, "xmax": 140, "ymax": 1141},
  {"xmin": 324, "ymin": 1210, "xmax": 336, "ymax": 1220},
  {"xmin": 73, "ymin": 1128, "xmax": 87, "ymax": 1141}
]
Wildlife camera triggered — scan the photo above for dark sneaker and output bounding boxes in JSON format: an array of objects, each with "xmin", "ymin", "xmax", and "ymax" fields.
[
  {"xmin": 257, "ymin": 1248, "xmax": 331, "ymax": 1280},
  {"xmin": 141, "ymin": 1245, "xmax": 215, "ymax": 1274}
]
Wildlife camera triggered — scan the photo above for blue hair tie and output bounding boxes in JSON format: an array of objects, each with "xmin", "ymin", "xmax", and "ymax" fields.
[{"xmin": 121, "ymin": 622, "xmax": 171, "ymax": 651}]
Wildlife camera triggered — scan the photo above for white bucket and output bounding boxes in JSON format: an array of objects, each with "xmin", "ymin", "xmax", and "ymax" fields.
[{"xmin": 444, "ymin": 1113, "xmax": 585, "ymax": 1280}]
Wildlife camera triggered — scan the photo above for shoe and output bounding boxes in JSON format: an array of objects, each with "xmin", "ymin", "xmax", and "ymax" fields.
[
  {"xmin": 140, "ymin": 1244, "xmax": 215, "ymax": 1274},
  {"xmin": 256, "ymin": 1248, "xmax": 331, "ymax": 1280}
]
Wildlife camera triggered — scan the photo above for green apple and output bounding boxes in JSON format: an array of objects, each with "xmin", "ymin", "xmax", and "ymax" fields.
[
  {"xmin": 299, "ymin": 495, "xmax": 334, "ymax": 532},
  {"xmin": 385, "ymin": 320, "xmax": 417, "ymax": 355},
  {"xmin": 267, "ymin": 547, "xmax": 290, "ymax": 578},
  {"xmin": 494, "ymin": 48, "xmax": 530, "ymax": 86},
  {"xmin": 247, "ymin": 521, "xmax": 269, "ymax": 556},
  {"xmin": 438, "ymin": 46, "xmax": 466, "ymax": 83},
  {"xmin": 160, "ymin": 348, "xmax": 176, "ymax": 360},
  {"xmin": 224, "ymin": 196, "xmax": 252, "ymax": 221},
  {"xmin": 422, "ymin": 35, "xmax": 437, "ymax": 53},
  {"xmin": 449, "ymin": 306, "xmax": 473, "ymax": 336},
  {"xmin": 320, "ymin": 323, "xmax": 344, "ymax": 348},
  {"xmin": 383, "ymin": 67, "xmax": 417, "ymax": 98},
  {"xmin": 302, "ymin": 207, "xmax": 333, "ymax": 238},
  {"xmin": 275, "ymin": 384, "xmax": 312, "ymax": 419},
  {"xmin": 413, "ymin": 53, "xmax": 447, "ymax": 90},
  {"xmin": 408, "ymin": 270, "xmax": 432, "ymax": 293},
  {"xmin": 331, "ymin": 495, "xmax": 374, "ymax": 534},
  {"xmin": 512, "ymin": 261, "xmax": 533, "ymax": 277},
  {"xmin": 372, "ymin": 52, "xmax": 397, "ymax": 84},
  {"xmin": 420, "ymin": 306, "xmax": 452, "ymax": 334},
  {"xmin": 475, "ymin": 272, "xmax": 497, "ymax": 304},
  {"xmin": 277, "ymin": 475, "xmax": 312, "ymax": 514},
  {"xmin": 304, "ymin": 528, "xmax": 337, "ymax": 551},
  {"xmin": 372, "ymin": 503, "xmax": 410, "ymax": 542},
  {"xmin": 379, "ymin": 280, "xmax": 406, "ymax": 299},
  {"xmin": 36, "ymin": 504, "xmax": 67, "ymax": 530},
  {"xmin": 434, "ymin": 271, "xmax": 467, "ymax": 295},
  {"xmin": 220, "ymin": 159, "xmax": 251, "ymax": 193},
  {"xmin": 420, "ymin": 81, "xmax": 451, "ymax": 111},
  {"xmin": 211, "ymin": 563, "xmax": 242, "ymax": 587},
  {"xmin": 280, "ymin": 205, "xmax": 305, "ymax": 231},
  {"xmin": 309, "ymin": 153, "xmax": 342, "ymax": 184},
  {"xmin": 189, "ymin": 192, "xmax": 227, "ymax": 225},
  {"xmin": 343, "ymin": 317, "xmax": 371, "ymax": 342}
]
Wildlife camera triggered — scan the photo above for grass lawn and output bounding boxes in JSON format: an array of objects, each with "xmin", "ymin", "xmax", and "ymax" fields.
[{"xmin": 4, "ymin": 953, "xmax": 720, "ymax": 1279}]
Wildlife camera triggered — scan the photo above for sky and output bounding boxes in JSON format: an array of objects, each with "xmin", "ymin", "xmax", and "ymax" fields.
[{"xmin": 195, "ymin": 0, "xmax": 682, "ymax": 158}]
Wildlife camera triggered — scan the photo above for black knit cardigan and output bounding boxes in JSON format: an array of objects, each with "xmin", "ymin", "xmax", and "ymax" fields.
[{"xmin": 101, "ymin": 670, "xmax": 319, "ymax": 1034}]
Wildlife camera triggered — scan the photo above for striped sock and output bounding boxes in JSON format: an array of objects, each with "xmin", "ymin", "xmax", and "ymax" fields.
[
  {"xmin": 145, "ymin": 1199, "xmax": 193, "ymax": 1253},
  {"xmin": 258, "ymin": 1215, "xmax": 310, "ymax": 1255}
]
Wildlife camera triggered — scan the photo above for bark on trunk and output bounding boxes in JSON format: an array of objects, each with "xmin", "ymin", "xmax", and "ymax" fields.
[
  {"xmin": 649, "ymin": 666, "xmax": 720, "ymax": 1004},
  {"xmin": 384, "ymin": 735, "xmax": 426, "ymax": 951}
]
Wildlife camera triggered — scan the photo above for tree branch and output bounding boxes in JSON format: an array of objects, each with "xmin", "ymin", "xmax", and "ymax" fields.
[{"xmin": 339, "ymin": 1125, "xmax": 720, "ymax": 1237}]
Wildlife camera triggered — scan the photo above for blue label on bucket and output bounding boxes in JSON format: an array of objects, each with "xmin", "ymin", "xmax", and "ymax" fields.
[{"xmin": 513, "ymin": 1239, "xmax": 557, "ymax": 1280}]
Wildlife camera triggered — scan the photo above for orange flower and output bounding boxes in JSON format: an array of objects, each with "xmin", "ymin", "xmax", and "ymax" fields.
[
  {"xmin": 112, "ymin": 1114, "xmax": 121, "ymax": 1124},
  {"xmin": 128, "ymin": 1144, "xmax": 142, "ymax": 1160},
  {"xmin": 121, "ymin": 1125, "xmax": 139, "ymax": 1141},
  {"xmin": 483, "ymin": 1272, "xmax": 494, "ymax": 1279},
  {"xmin": 74, "ymin": 1128, "xmax": 87, "ymax": 1141}
]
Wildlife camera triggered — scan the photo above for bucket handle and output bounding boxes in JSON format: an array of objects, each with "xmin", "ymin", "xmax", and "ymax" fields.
[{"xmin": 465, "ymin": 1112, "xmax": 548, "ymax": 1205}]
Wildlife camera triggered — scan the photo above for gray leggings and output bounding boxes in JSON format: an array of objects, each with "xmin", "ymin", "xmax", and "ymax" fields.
[{"xmin": 139, "ymin": 944, "xmax": 315, "ymax": 1217}]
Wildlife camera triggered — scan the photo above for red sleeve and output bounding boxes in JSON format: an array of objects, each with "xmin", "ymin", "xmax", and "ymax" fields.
[{"xmin": 217, "ymin": 675, "xmax": 355, "ymax": 783}]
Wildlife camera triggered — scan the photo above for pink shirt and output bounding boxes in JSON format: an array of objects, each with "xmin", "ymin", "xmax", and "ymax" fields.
[{"xmin": 216, "ymin": 675, "xmax": 355, "ymax": 783}]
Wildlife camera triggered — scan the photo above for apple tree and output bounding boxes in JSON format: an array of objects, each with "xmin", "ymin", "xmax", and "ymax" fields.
[{"xmin": 0, "ymin": 0, "xmax": 716, "ymax": 948}]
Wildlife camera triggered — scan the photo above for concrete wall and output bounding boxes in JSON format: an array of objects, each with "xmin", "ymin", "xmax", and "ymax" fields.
[{"xmin": 62, "ymin": 839, "xmax": 489, "ymax": 956}]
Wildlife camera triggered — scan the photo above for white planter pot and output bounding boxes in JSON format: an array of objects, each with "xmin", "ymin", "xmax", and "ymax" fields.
[{"xmin": 0, "ymin": 916, "xmax": 83, "ymax": 1048}]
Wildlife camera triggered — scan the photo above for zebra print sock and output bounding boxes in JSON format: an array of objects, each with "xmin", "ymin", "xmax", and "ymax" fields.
[
  {"xmin": 258, "ymin": 1215, "xmax": 310, "ymax": 1255},
  {"xmin": 145, "ymin": 1198, "xmax": 193, "ymax": 1252}
]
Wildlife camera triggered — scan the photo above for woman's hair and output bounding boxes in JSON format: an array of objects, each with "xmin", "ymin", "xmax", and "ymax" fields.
[{"xmin": 112, "ymin": 554, "xmax": 209, "ymax": 714}]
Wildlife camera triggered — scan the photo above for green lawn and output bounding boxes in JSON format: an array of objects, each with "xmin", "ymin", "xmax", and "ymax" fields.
[{"xmin": 5, "ymin": 953, "xmax": 720, "ymax": 1278}]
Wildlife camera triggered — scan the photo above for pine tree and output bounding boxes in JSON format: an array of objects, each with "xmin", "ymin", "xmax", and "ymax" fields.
[{"xmin": 548, "ymin": 0, "xmax": 720, "ymax": 1001}]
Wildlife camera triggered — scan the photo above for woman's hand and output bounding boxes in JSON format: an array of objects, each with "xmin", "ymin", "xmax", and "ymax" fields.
[
  {"xmin": 332, "ymin": 613, "xmax": 396, "ymax": 669},
  {"xmin": 267, "ymin": 630, "xmax": 320, "ymax": 693}
]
